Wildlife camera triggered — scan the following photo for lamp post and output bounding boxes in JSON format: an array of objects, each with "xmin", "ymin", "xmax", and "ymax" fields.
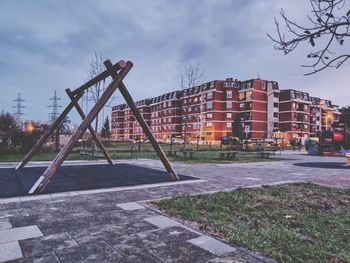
[{"xmin": 182, "ymin": 106, "xmax": 188, "ymax": 150}]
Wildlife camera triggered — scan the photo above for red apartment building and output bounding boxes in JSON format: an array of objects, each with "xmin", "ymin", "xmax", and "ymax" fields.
[
  {"xmin": 111, "ymin": 78, "xmax": 280, "ymax": 144},
  {"xmin": 149, "ymin": 91, "xmax": 182, "ymax": 141},
  {"xmin": 279, "ymin": 90, "xmax": 340, "ymax": 142},
  {"xmin": 237, "ymin": 79, "xmax": 280, "ymax": 138}
]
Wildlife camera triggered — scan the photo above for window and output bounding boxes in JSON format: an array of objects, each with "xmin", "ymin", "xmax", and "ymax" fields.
[
  {"xmin": 226, "ymin": 113, "xmax": 232, "ymax": 118},
  {"xmin": 207, "ymin": 113, "xmax": 213, "ymax": 118},
  {"xmin": 227, "ymin": 101, "xmax": 232, "ymax": 109},
  {"xmin": 168, "ymin": 117, "xmax": 171, "ymax": 122},
  {"xmin": 207, "ymin": 102, "xmax": 213, "ymax": 109},
  {"xmin": 206, "ymin": 122, "xmax": 212, "ymax": 127},
  {"xmin": 262, "ymin": 82, "xmax": 266, "ymax": 90},
  {"xmin": 227, "ymin": 122, "xmax": 232, "ymax": 128},
  {"xmin": 304, "ymin": 105, "xmax": 308, "ymax": 111},
  {"xmin": 274, "ymin": 92, "xmax": 279, "ymax": 98},
  {"xmin": 304, "ymin": 115, "xmax": 308, "ymax": 120},
  {"xmin": 207, "ymin": 92, "xmax": 213, "ymax": 99},
  {"xmin": 227, "ymin": 91, "xmax": 232, "ymax": 98},
  {"xmin": 274, "ymin": 102, "xmax": 278, "ymax": 108},
  {"xmin": 194, "ymin": 97, "xmax": 198, "ymax": 103},
  {"xmin": 193, "ymin": 123, "xmax": 197, "ymax": 129},
  {"xmin": 239, "ymin": 92, "xmax": 245, "ymax": 101},
  {"xmin": 273, "ymin": 112, "xmax": 278, "ymax": 118},
  {"xmin": 168, "ymin": 101, "xmax": 171, "ymax": 107}
]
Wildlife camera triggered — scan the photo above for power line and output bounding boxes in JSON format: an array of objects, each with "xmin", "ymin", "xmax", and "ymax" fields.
[
  {"xmin": 48, "ymin": 90, "xmax": 62, "ymax": 123},
  {"xmin": 12, "ymin": 92, "xmax": 25, "ymax": 123}
]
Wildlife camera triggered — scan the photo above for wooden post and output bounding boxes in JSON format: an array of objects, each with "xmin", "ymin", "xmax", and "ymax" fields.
[
  {"xmin": 104, "ymin": 60, "xmax": 179, "ymax": 181},
  {"xmin": 65, "ymin": 89, "xmax": 114, "ymax": 165},
  {"xmin": 16, "ymin": 60, "xmax": 126, "ymax": 171},
  {"xmin": 29, "ymin": 61, "xmax": 133, "ymax": 194}
]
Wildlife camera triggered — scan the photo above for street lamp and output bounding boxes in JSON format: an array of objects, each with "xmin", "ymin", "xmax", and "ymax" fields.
[{"xmin": 182, "ymin": 106, "xmax": 188, "ymax": 149}]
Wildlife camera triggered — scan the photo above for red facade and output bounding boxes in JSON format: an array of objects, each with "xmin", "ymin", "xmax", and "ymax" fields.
[
  {"xmin": 111, "ymin": 78, "xmax": 281, "ymax": 143},
  {"xmin": 279, "ymin": 90, "xmax": 340, "ymax": 142}
]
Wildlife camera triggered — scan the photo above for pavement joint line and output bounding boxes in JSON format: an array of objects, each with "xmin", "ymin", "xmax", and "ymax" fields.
[{"xmin": 0, "ymin": 179, "xmax": 207, "ymax": 204}]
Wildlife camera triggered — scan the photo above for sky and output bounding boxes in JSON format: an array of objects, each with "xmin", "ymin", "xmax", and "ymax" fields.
[{"xmin": 0, "ymin": 0, "xmax": 349, "ymax": 126}]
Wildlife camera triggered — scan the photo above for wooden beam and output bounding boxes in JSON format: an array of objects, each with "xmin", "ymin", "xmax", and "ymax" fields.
[
  {"xmin": 104, "ymin": 60, "xmax": 179, "ymax": 181},
  {"xmin": 71, "ymin": 60, "xmax": 126, "ymax": 96},
  {"xmin": 15, "ymin": 92, "xmax": 84, "ymax": 170},
  {"xmin": 28, "ymin": 61, "xmax": 133, "ymax": 194},
  {"xmin": 65, "ymin": 88, "xmax": 114, "ymax": 165}
]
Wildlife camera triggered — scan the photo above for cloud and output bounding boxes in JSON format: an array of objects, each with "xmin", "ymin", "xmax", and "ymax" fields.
[{"xmin": 0, "ymin": 0, "xmax": 349, "ymax": 125}]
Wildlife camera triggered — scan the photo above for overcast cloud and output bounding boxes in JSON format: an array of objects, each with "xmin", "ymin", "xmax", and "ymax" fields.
[{"xmin": 0, "ymin": 0, "xmax": 349, "ymax": 124}]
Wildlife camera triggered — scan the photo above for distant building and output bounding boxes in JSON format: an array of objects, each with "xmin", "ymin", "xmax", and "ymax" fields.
[
  {"xmin": 111, "ymin": 79, "xmax": 342, "ymax": 144},
  {"xmin": 279, "ymin": 89, "xmax": 340, "ymax": 142},
  {"xmin": 111, "ymin": 77, "xmax": 280, "ymax": 144}
]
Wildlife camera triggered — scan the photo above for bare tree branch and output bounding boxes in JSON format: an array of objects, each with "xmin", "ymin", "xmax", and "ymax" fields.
[
  {"xmin": 179, "ymin": 62, "xmax": 206, "ymax": 89},
  {"xmin": 84, "ymin": 51, "xmax": 114, "ymax": 132},
  {"xmin": 267, "ymin": 0, "xmax": 350, "ymax": 75}
]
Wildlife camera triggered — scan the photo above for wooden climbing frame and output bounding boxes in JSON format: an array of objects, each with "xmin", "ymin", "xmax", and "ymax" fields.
[{"xmin": 15, "ymin": 58, "xmax": 179, "ymax": 194}]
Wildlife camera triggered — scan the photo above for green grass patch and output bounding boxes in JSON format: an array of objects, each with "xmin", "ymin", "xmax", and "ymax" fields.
[
  {"xmin": 155, "ymin": 183, "xmax": 350, "ymax": 263},
  {"xmin": 0, "ymin": 149, "xmax": 284, "ymax": 164}
]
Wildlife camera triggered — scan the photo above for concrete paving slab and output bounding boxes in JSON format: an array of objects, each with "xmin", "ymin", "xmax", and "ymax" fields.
[
  {"xmin": 144, "ymin": 215, "xmax": 181, "ymax": 228},
  {"xmin": 0, "ymin": 225, "xmax": 43, "ymax": 244},
  {"xmin": 188, "ymin": 235, "xmax": 236, "ymax": 256},
  {"xmin": 0, "ymin": 208, "xmax": 29, "ymax": 219},
  {"xmin": 0, "ymin": 219, "xmax": 12, "ymax": 230},
  {"xmin": 243, "ymin": 177, "xmax": 263, "ymax": 181},
  {"xmin": 117, "ymin": 202, "xmax": 145, "ymax": 211},
  {"xmin": 0, "ymin": 241, "xmax": 23, "ymax": 263}
]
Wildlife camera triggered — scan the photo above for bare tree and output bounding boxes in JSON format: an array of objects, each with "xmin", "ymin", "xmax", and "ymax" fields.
[
  {"xmin": 268, "ymin": 0, "xmax": 350, "ymax": 75},
  {"xmin": 180, "ymin": 62, "xmax": 206, "ymax": 89},
  {"xmin": 85, "ymin": 51, "xmax": 115, "ymax": 132}
]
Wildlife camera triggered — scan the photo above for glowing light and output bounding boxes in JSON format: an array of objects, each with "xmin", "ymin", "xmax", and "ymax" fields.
[{"xmin": 26, "ymin": 122, "xmax": 35, "ymax": 133}]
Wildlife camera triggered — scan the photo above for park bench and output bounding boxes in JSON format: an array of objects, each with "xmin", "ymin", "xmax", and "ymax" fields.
[
  {"xmin": 182, "ymin": 150, "xmax": 194, "ymax": 159},
  {"xmin": 257, "ymin": 151, "xmax": 271, "ymax": 158},
  {"xmin": 219, "ymin": 151, "xmax": 238, "ymax": 160},
  {"xmin": 167, "ymin": 150, "xmax": 178, "ymax": 156}
]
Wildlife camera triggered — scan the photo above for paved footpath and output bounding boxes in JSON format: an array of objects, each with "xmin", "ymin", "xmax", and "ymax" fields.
[{"xmin": 0, "ymin": 153, "xmax": 349, "ymax": 262}]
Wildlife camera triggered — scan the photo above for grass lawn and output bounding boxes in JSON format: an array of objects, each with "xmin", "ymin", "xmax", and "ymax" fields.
[
  {"xmin": 0, "ymin": 149, "xmax": 284, "ymax": 164},
  {"xmin": 155, "ymin": 183, "xmax": 350, "ymax": 263}
]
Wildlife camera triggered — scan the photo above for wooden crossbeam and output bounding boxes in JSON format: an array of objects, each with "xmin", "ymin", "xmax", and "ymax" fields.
[
  {"xmin": 65, "ymin": 89, "xmax": 114, "ymax": 165},
  {"xmin": 15, "ymin": 60, "xmax": 126, "ymax": 171},
  {"xmin": 28, "ymin": 61, "xmax": 133, "ymax": 194},
  {"xmin": 104, "ymin": 60, "xmax": 179, "ymax": 181},
  {"xmin": 71, "ymin": 60, "xmax": 126, "ymax": 96}
]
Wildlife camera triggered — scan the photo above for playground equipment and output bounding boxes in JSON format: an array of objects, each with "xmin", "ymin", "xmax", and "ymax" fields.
[
  {"xmin": 16, "ymin": 58, "xmax": 179, "ymax": 194},
  {"xmin": 318, "ymin": 130, "xmax": 350, "ymax": 155},
  {"xmin": 306, "ymin": 129, "xmax": 350, "ymax": 156}
]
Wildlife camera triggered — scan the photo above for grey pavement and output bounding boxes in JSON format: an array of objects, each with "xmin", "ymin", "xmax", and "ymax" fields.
[{"xmin": 0, "ymin": 153, "xmax": 349, "ymax": 262}]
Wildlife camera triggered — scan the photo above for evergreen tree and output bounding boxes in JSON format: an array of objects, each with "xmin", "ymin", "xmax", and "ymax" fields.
[
  {"xmin": 233, "ymin": 114, "xmax": 242, "ymax": 139},
  {"xmin": 101, "ymin": 116, "xmax": 111, "ymax": 138}
]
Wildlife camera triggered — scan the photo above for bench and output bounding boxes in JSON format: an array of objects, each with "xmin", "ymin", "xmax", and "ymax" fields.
[
  {"xmin": 219, "ymin": 151, "xmax": 238, "ymax": 160},
  {"xmin": 257, "ymin": 151, "xmax": 271, "ymax": 158},
  {"xmin": 167, "ymin": 150, "xmax": 178, "ymax": 156},
  {"xmin": 182, "ymin": 150, "xmax": 194, "ymax": 159}
]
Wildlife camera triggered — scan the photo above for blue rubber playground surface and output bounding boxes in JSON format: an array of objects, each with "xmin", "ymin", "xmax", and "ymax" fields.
[{"xmin": 0, "ymin": 164, "xmax": 196, "ymax": 198}]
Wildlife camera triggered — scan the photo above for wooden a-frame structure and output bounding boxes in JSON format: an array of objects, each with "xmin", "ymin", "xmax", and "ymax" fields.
[{"xmin": 16, "ymin": 59, "xmax": 179, "ymax": 194}]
